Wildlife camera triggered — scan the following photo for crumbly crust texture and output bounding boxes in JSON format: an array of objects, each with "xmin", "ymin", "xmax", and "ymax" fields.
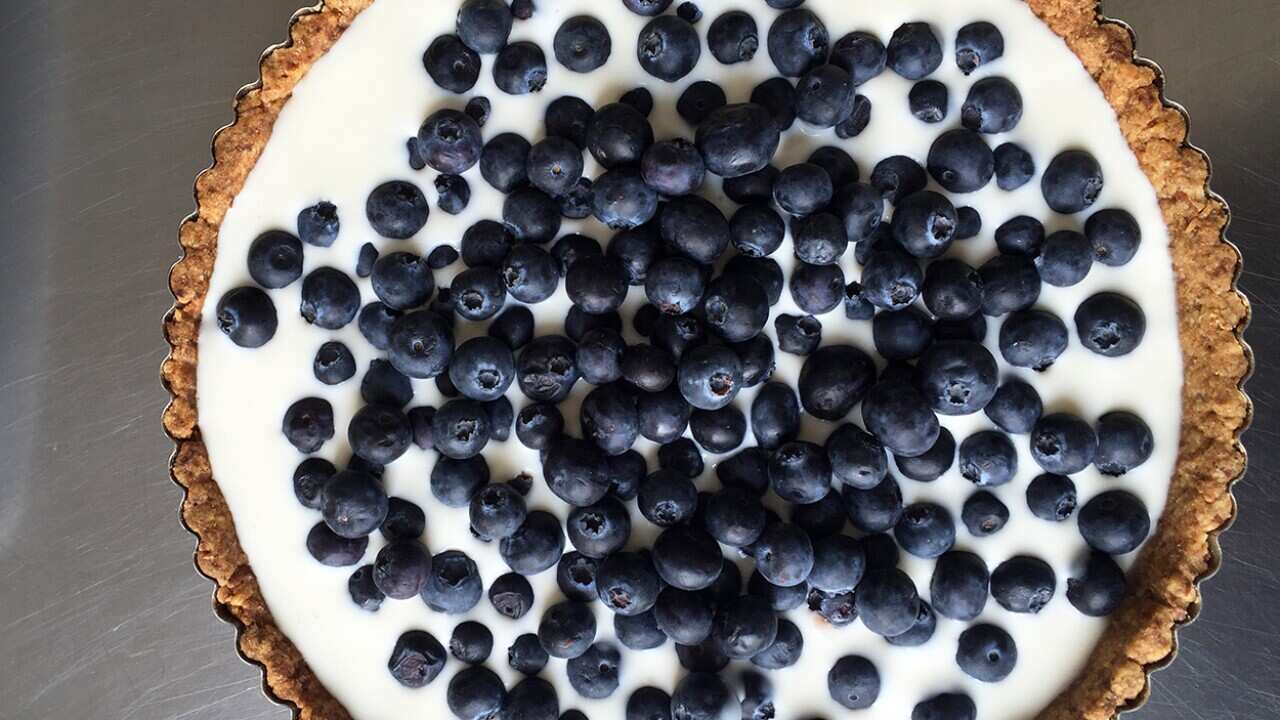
[{"xmin": 161, "ymin": 1, "xmax": 1251, "ymax": 719}]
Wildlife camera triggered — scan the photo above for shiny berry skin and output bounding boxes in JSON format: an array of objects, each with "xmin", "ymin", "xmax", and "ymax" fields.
[
  {"xmin": 958, "ymin": 430, "xmax": 1017, "ymax": 487},
  {"xmin": 827, "ymin": 655, "xmax": 880, "ymax": 710},
  {"xmin": 653, "ymin": 587, "xmax": 713, "ymax": 645},
  {"xmin": 627, "ymin": 687, "xmax": 673, "ymax": 720},
  {"xmin": 894, "ymin": 503, "xmax": 956, "ymax": 559},
  {"xmin": 367, "ymin": 180, "xmax": 429, "ymax": 239},
  {"xmin": 282, "ymin": 397, "xmax": 334, "ymax": 453},
  {"xmin": 994, "ymin": 216, "xmax": 1045, "ymax": 257},
  {"xmin": 730, "ymin": 204, "xmax": 785, "ymax": 257},
  {"xmin": 300, "ymin": 267, "xmax": 361, "ymax": 329},
  {"xmin": 795, "ymin": 65, "xmax": 856, "ymax": 128},
  {"xmin": 538, "ymin": 601, "xmax": 597, "ymax": 659},
  {"xmin": 916, "ymin": 340, "xmax": 998, "ymax": 415},
  {"xmin": 930, "ymin": 551, "xmax": 989, "ymax": 621},
  {"xmin": 504, "ymin": 187, "xmax": 562, "ymax": 243},
  {"xmin": 887, "ymin": 22, "xmax": 942, "ymax": 80},
  {"xmin": 873, "ymin": 306, "xmax": 934, "ymax": 360},
  {"xmin": 517, "ymin": 335, "xmax": 579, "ymax": 403},
  {"xmin": 696, "ymin": 103, "xmax": 781, "ymax": 179},
  {"xmin": 348, "ymin": 565, "xmax": 384, "ymax": 611},
  {"xmin": 1068, "ymin": 551, "xmax": 1128, "ymax": 616},
  {"xmin": 677, "ymin": 344, "xmax": 742, "ymax": 411},
  {"xmin": 708, "ymin": 10, "xmax": 758, "ymax": 64},
  {"xmin": 637, "ymin": 15, "xmax": 701, "ymax": 82},
  {"xmin": 642, "ymin": 138, "xmax": 706, "ymax": 196},
  {"xmin": 430, "ymin": 456, "xmax": 488, "ymax": 508},
  {"xmin": 1032, "ymin": 412, "xmax": 1098, "ymax": 475},
  {"xmin": 553, "ymin": 15, "xmax": 611, "ymax": 73},
  {"xmin": 481, "ymin": 133, "xmax": 531, "ymax": 192},
  {"xmin": 961, "ymin": 76, "xmax": 1023, "ymax": 133},
  {"xmin": 622, "ymin": 0, "xmax": 672, "ymax": 15},
  {"xmin": 962, "ymin": 490, "xmax": 1009, "ymax": 537},
  {"xmin": 293, "ymin": 458, "xmax": 335, "ymax": 510},
  {"xmin": 1026, "ymin": 473, "xmax": 1077, "ymax": 522},
  {"xmin": 1094, "ymin": 411, "xmax": 1154, "ymax": 475},
  {"xmin": 769, "ymin": 441, "xmax": 832, "ymax": 504},
  {"xmin": 861, "ymin": 251, "xmax": 924, "ymax": 311},
  {"xmin": 348, "ymin": 404, "xmax": 412, "ymax": 465},
  {"xmin": 909, "ymin": 80, "xmax": 948, "ymax": 123},
  {"xmin": 567, "ymin": 496, "xmax": 631, "ymax": 558},
  {"xmin": 469, "ymin": 482, "xmax": 527, "ymax": 540},
  {"xmin": 322, "ymin": 469, "xmax": 388, "ymax": 539},
  {"xmin": 614, "ymin": 610, "xmax": 666, "ymax": 650},
  {"xmin": 247, "ymin": 230, "xmax": 303, "ymax": 289},
  {"xmin": 809, "ymin": 534, "xmax": 866, "ymax": 593},
  {"xmin": 652, "ymin": 525, "xmax": 722, "ymax": 591},
  {"xmin": 448, "ymin": 666, "xmax": 507, "ymax": 720},
  {"xmin": 596, "ymin": 551, "xmax": 662, "ymax": 615},
  {"xmin": 861, "ymin": 379, "xmax": 940, "ymax": 458},
  {"xmin": 1086, "ymin": 208, "xmax": 1142, "ymax": 266},
  {"xmin": 507, "ymin": 633, "xmax": 549, "ymax": 676},
  {"xmin": 306, "ymin": 522, "xmax": 367, "ymax": 566},
  {"xmin": 216, "ymin": 286, "xmax": 277, "ymax": 348},
  {"xmin": 928, "ymin": 129, "xmax": 994, "ymax": 194},
  {"xmin": 388, "ymin": 630, "xmax": 446, "ymax": 688},
  {"xmin": 956, "ymin": 21, "xmax": 1004, "ymax": 74},
  {"xmin": 593, "ymin": 167, "xmax": 659, "ymax": 230},
  {"xmin": 985, "ymin": 380, "xmax": 1042, "ymax": 434},
  {"xmin": 923, "ymin": 258, "xmax": 983, "ymax": 320},
  {"xmin": 825, "ymin": 423, "xmax": 888, "ymax": 490},
  {"xmin": 979, "ymin": 254, "xmax": 1040, "ymax": 316},
  {"xmin": 998, "ymin": 309, "xmax": 1068, "ymax": 371},
  {"xmin": 671, "ymin": 672, "xmax": 736, "ymax": 720},
  {"xmin": 767, "ymin": 9, "xmax": 829, "ymax": 77},
  {"xmin": 1079, "ymin": 490, "xmax": 1151, "ymax": 554},
  {"xmin": 424, "ymin": 34, "xmax": 481, "ymax": 93},
  {"xmin": 752, "ymin": 522, "xmax": 815, "ymax": 588},
  {"xmin": 677, "ymin": 81, "xmax": 728, "ymax": 125},
  {"xmin": 371, "ymin": 541, "xmax": 430, "ymax": 600},
  {"xmin": 789, "ymin": 261, "xmax": 846, "ymax": 314},
  {"xmin": 994, "ymin": 141, "xmax": 1035, "ymax": 190},
  {"xmin": 797, "ymin": 344, "xmax": 876, "ymax": 421},
  {"xmin": 418, "ymin": 109, "xmax": 483, "ymax": 174},
  {"xmin": 957, "ymin": 623, "xmax": 1017, "ymax": 682},
  {"xmin": 1075, "ymin": 292, "xmax": 1146, "ymax": 356},
  {"xmin": 1038, "ymin": 230, "xmax": 1094, "ymax": 286},
  {"xmin": 372, "ymin": 252, "xmax": 434, "ymax": 311},
  {"xmin": 494, "ymin": 41, "xmax": 548, "ymax": 94},
  {"xmin": 499, "ymin": 510, "xmax": 565, "ymax": 575},
  {"xmin": 702, "ymin": 273, "xmax": 770, "ymax": 342},
  {"xmin": 1042, "ymin": 149, "xmax": 1104, "ymax": 214},
  {"xmin": 895, "ymin": 427, "xmax": 955, "ymax": 483},
  {"xmin": 855, "ymin": 568, "xmax": 920, "ymax": 637},
  {"xmin": 871, "ymin": 155, "xmax": 928, "ymax": 204},
  {"xmin": 587, "ymin": 103, "xmax": 653, "ymax": 168},
  {"xmin": 527, "ymin": 136, "xmax": 584, "ymax": 197},
  {"xmin": 991, "ymin": 555, "xmax": 1056, "ymax": 613},
  {"xmin": 661, "ymin": 195, "xmax": 731, "ymax": 265},
  {"xmin": 886, "ymin": 601, "xmax": 937, "ymax": 647},
  {"xmin": 892, "ymin": 190, "xmax": 957, "ymax": 258}
]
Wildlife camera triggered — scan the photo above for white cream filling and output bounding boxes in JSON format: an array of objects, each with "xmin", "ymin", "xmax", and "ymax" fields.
[{"xmin": 197, "ymin": 0, "xmax": 1183, "ymax": 718}]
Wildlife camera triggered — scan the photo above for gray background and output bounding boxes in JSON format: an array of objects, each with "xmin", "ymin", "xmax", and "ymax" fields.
[{"xmin": 0, "ymin": 1, "xmax": 1275, "ymax": 718}]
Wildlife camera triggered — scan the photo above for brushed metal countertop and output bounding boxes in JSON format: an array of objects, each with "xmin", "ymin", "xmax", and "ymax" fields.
[{"xmin": 0, "ymin": 1, "xmax": 1276, "ymax": 718}]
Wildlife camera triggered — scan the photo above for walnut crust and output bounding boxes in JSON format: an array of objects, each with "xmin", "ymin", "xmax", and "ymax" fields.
[{"xmin": 160, "ymin": 2, "xmax": 1251, "ymax": 719}]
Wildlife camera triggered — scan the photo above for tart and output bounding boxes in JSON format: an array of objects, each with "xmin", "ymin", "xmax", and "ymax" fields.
[{"xmin": 162, "ymin": 1, "xmax": 1250, "ymax": 719}]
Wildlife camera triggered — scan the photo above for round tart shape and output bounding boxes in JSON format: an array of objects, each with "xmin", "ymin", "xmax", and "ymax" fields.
[{"xmin": 163, "ymin": 1, "xmax": 1249, "ymax": 719}]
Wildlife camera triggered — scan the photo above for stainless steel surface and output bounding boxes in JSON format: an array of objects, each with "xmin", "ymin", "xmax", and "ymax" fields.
[{"xmin": 0, "ymin": 1, "xmax": 1275, "ymax": 719}]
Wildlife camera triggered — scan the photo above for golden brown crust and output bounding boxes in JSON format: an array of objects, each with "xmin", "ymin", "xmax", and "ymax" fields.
[{"xmin": 161, "ymin": 1, "xmax": 1251, "ymax": 719}]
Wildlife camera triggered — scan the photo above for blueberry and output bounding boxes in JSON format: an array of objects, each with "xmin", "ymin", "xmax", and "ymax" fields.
[
  {"xmin": 517, "ymin": 335, "xmax": 579, "ymax": 403},
  {"xmin": 388, "ymin": 630, "xmax": 447, "ymax": 688},
  {"xmin": 727, "ymin": 255, "xmax": 785, "ymax": 306},
  {"xmin": 979, "ymin": 254, "xmax": 1040, "ymax": 316},
  {"xmin": 558, "ymin": 177, "xmax": 595, "ymax": 218},
  {"xmin": 961, "ymin": 77, "xmax": 1022, "ymax": 134},
  {"xmin": 536, "ymin": 601, "xmax": 597, "ymax": 660},
  {"xmin": 895, "ymin": 427, "xmax": 955, "ymax": 482},
  {"xmin": 448, "ymin": 666, "xmax": 507, "ymax": 720},
  {"xmin": 708, "ymin": 10, "xmax": 758, "ymax": 64},
  {"xmin": 321, "ymin": 469, "xmax": 388, "ymax": 539},
  {"xmin": 706, "ymin": 594, "xmax": 776, "ymax": 659},
  {"xmin": 388, "ymin": 310, "xmax": 455, "ymax": 379},
  {"xmin": 1020, "ymin": 474, "xmax": 1076, "ymax": 525},
  {"xmin": 962, "ymin": 490, "xmax": 1008, "ymax": 536},
  {"xmin": 955, "ymin": 20, "xmax": 1004, "ymax": 74},
  {"xmin": 296, "ymin": 200, "xmax": 339, "ymax": 248},
  {"xmin": 627, "ymin": 687, "xmax": 673, "ymax": 720},
  {"xmin": 773, "ymin": 163, "xmax": 832, "ymax": 217},
  {"xmin": 554, "ymin": 15, "xmax": 611, "ymax": 73},
  {"xmin": 306, "ymin": 522, "xmax": 367, "ymax": 566},
  {"xmin": 504, "ymin": 187, "xmax": 562, "ymax": 244},
  {"xmin": 528, "ymin": 137, "xmax": 585, "ymax": 198},
  {"xmin": 1095, "ymin": 411, "xmax": 1154, "ymax": 476},
  {"xmin": 545, "ymin": 96, "xmax": 594, "ymax": 150},
  {"xmin": 723, "ymin": 164, "xmax": 780, "ymax": 205},
  {"xmin": 750, "ymin": 78, "xmax": 798, "ymax": 133},
  {"xmin": 998, "ymin": 309, "xmax": 1068, "ymax": 371},
  {"xmin": 892, "ymin": 190, "xmax": 957, "ymax": 257},
  {"xmin": 597, "ymin": 551, "xmax": 662, "ymax": 615},
  {"xmin": 844, "ymin": 282, "xmax": 875, "ymax": 320},
  {"xmin": 427, "ymin": 246, "xmax": 459, "ymax": 271},
  {"xmin": 620, "ymin": 343, "xmax": 675, "ymax": 392},
  {"xmin": 500, "ymin": 248, "xmax": 559, "ymax": 305},
  {"xmin": 514, "ymin": 403, "xmax": 562, "ymax": 451},
  {"xmin": 247, "ymin": 230, "xmax": 303, "ymax": 289},
  {"xmin": 371, "ymin": 540, "xmax": 430, "ymax": 600},
  {"xmin": 993, "ymin": 141, "xmax": 1035, "ymax": 190},
  {"xmin": 587, "ymin": 103, "xmax": 654, "ymax": 170},
  {"xmin": 1037, "ymin": 230, "xmax": 1094, "ymax": 286},
  {"xmin": 923, "ymin": 259, "xmax": 983, "ymax": 320},
  {"xmin": 991, "ymin": 555, "xmax": 1056, "ymax": 613},
  {"xmin": 418, "ymin": 110, "xmax": 483, "ymax": 175},
  {"xmin": 355, "ymin": 242, "xmax": 378, "ymax": 278},
  {"xmin": 654, "ymin": 587, "xmax": 714, "ymax": 645},
  {"xmin": 702, "ymin": 273, "xmax": 769, "ymax": 342},
  {"xmin": 574, "ymin": 328, "xmax": 624, "ymax": 386},
  {"xmin": 292, "ymin": 458, "xmax": 335, "ymax": 510},
  {"xmin": 894, "ymin": 503, "xmax": 956, "ymax": 559},
  {"xmin": 825, "ymin": 424, "xmax": 888, "ymax": 490},
  {"xmin": 505, "ymin": 677, "xmax": 559, "ymax": 720},
  {"xmin": 696, "ymin": 103, "xmax": 781, "ymax": 179},
  {"xmin": 855, "ymin": 568, "xmax": 920, "ymax": 637},
  {"xmin": 568, "ymin": 495, "xmax": 632, "ymax": 558},
  {"xmin": 930, "ymin": 551, "xmax": 990, "ymax": 621},
  {"xmin": 956, "ymin": 623, "xmax": 1017, "ymax": 682},
  {"xmin": 861, "ymin": 251, "xmax": 923, "ymax": 311},
  {"xmin": 282, "ymin": 397, "xmax": 334, "ymax": 453},
  {"xmin": 909, "ymin": 80, "xmax": 948, "ymax": 123},
  {"xmin": 748, "ymin": 570, "xmax": 807, "ymax": 613},
  {"xmin": 861, "ymin": 379, "xmax": 940, "ymax": 457},
  {"xmin": 789, "ymin": 261, "xmax": 845, "ymax": 314},
  {"xmin": 753, "ymin": 522, "xmax": 814, "ymax": 587},
  {"xmin": 795, "ymin": 65, "xmax": 855, "ymax": 128},
  {"xmin": 215, "ymin": 287, "xmax": 277, "ymax": 348},
  {"xmin": 566, "ymin": 256, "xmax": 629, "ymax": 316},
  {"xmin": 827, "ymin": 655, "xmax": 880, "ymax": 710},
  {"xmin": 677, "ymin": 344, "xmax": 742, "ymax": 411},
  {"xmin": 544, "ymin": 436, "xmax": 611, "ymax": 506},
  {"xmin": 887, "ymin": 22, "xmax": 942, "ymax": 80},
  {"xmin": 885, "ymin": 600, "xmax": 936, "ymax": 647},
  {"xmin": 642, "ymin": 259, "xmax": 703, "ymax": 318},
  {"xmin": 508, "ymin": 633, "xmax": 550, "ymax": 675},
  {"xmin": 913, "ymin": 693, "xmax": 976, "ymax": 720},
  {"xmin": 809, "ymin": 534, "xmax": 866, "ymax": 593},
  {"xmin": 717, "ymin": 447, "xmax": 771, "ymax": 497},
  {"xmin": 1086, "ymin": 208, "xmax": 1142, "ymax": 266},
  {"xmin": 481, "ymin": 133, "xmax": 531, "ymax": 192},
  {"xmin": 1068, "ymin": 551, "xmax": 1128, "ymax": 616},
  {"xmin": 699, "ymin": 487, "xmax": 765, "ymax": 547},
  {"xmin": 690, "ymin": 405, "xmax": 746, "ymax": 454},
  {"xmin": 748, "ymin": 381, "xmax": 799, "ymax": 450},
  {"xmin": 423, "ymin": 549, "xmax": 483, "ymax": 613},
  {"xmin": 565, "ymin": 306, "xmax": 622, "ymax": 342},
  {"xmin": 654, "ymin": 525, "xmax": 724, "ymax": 591},
  {"xmin": 661, "ymin": 195, "xmax": 731, "ymax": 265},
  {"xmin": 916, "ymin": 340, "xmax": 999, "ymax": 415},
  {"xmin": 641, "ymin": 140, "xmax": 706, "ymax": 198},
  {"xmin": 494, "ymin": 41, "xmax": 547, "ymax": 94},
  {"xmin": 1031, "ymin": 412, "xmax": 1098, "ymax": 475},
  {"xmin": 958, "ymin": 430, "xmax": 1017, "ymax": 487},
  {"xmin": 348, "ymin": 565, "xmax": 384, "ymax": 611},
  {"xmin": 1075, "ymin": 292, "xmax": 1146, "ymax": 356},
  {"xmin": 957, "ymin": 206, "xmax": 983, "ymax": 237},
  {"xmin": 671, "ymin": 673, "xmax": 736, "ymax": 720},
  {"xmin": 677, "ymin": 81, "xmax": 728, "ymax": 126},
  {"xmin": 726, "ymin": 208, "xmax": 783, "ymax": 262},
  {"xmin": 431, "ymin": 456, "xmax": 489, "ymax": 507},
  {"xmin": 622, "ymin": 0, "xmax": 672, "ymax": 16},
  {"xmin": 831, "ymin": 31, "xmax": 887, "ymax": 85},
  {"xmin": 614, "ymin": 609, "xmax": 666, "ymax": 650},
  {"xmin": 424, "ymin": 35, "xmax": 481, "ymax": 93},
  {"xmin": 356, "ymin": 302, "xmax": 398, "ymax": 351},
  {"xmin": 1044, "ymin": 149, "xmax": 1105, "ymax": 213},
  {"xmin": 836, "ymin": 95, "xmax": 873, "ymax": 139},
  {"xmin": 299, "ymin": 267, "xmax": 360, "ymax": 331},
  {"xmin": 500, "ymin": 510, "xmax": 566, "ymax": 574},
  {"xmin": 985, "ymin": 380, "xmax": 1042, "ymax": 433},
  {"xmin": 637, "ymin": 15, "xmax": 701, "ymax": 82},
  {"xmin": 620, "ymin": 87, "xmax": 655, "ymax": 116},
  {"xmin": 928, "ymin": 129, "xmax": 994, "ymax": 194},
  {"xmin": 470, "ymin": 482, "xmax": 528, "ymax": 540},
  {"xmin": 456, "ymin": 0, "xmax": 512, "ymax": 53},
  {"xmin": 484, "ymin": 396, "xmax": 513, "ymax": 441},
  {"xmin": 767, "ymin": 441, "xmax": 831, "ymax": 504},
  {"xmin": 431, "ymin": 398, "xmax": 491, "ymax": 459},
  {"xmin": 348, "ymin": 404, "xmax": 412, "ymax": 465},
  {"xmin": 870, "ymin": 155, "xmax": 927, "ymax": 205},
  {"xmin": 935, "ymin": 313, "xmax": 988, "ymax": 343},
  {"xmin": 994, "ymin": 215, "xmax": 1045, "ymax": 256},
  {"xmin": 370, "ymin": 254, "xmax": 431, "ymax": 312},
  {"xmin": 1079, "ymin": 490, "xmax": 1151, "ymax": 554},
  {"xmin": 637, "ymin": 386, "xmax": 693, "ymax": 444},
  {"xmin": 873, "ymin": 306, "xmax": 934, "ymax": 360},
  {"xmin": 768, "ymin": 9, "xmax": 829, "ymax": 77}
]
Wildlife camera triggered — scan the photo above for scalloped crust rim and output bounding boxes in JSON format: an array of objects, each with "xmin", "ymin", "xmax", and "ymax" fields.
[{"xmin": 161, "ymin": 1, "xmax": 1251, "ymax": 718}]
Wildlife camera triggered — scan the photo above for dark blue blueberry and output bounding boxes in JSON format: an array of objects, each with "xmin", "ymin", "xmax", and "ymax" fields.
[
  {"xmin": 935, "ymin": 313, "xmax": 988, "ymax": 343},
  {"xmin": 994, "ymin": 141, "xmax": 1035, "ymax": 190},
  {"xmin": 922, "ymin": 259, "xmax": 982, "ymax": 320},
  {"xmin": 1043, "ymin": 149, "xmax": 1104, "ymax": 214},
  {"xmin": 717, "ymin": 447, "xmax": 771, "ymax": 497},
  {"xmin": 913, "ymin": 694, "xmax": 976, "ymax": 720},
  {"xmin": 641, "ymin": 139, "xmax": 706, "ymax": 197},
  {"xmin": 678, "ymin": 81, "xmax": 728, "ymax": 126},
  {"xmin": 795, "ymin": 65, "xmax": 855, "ymax": 128},
  {"xmin": 723, "ymin": 165, "xmax": 781, "ymax": 206},
  {"xmin": 870, "ymin": 155, "xmax": 927, "ymax": 204},
  {"xmin": 895, "ymin": 427, "xmax": 955, "ymax": 483},
  {"xmin": 1094, "ymin": 411, "xmax": 1153, "ymax": 476},
  {"xmin": 994, "ymin": 215, "xmax": 1045, "ymax": 256},
  {"xmin": 774, "ymin": 163, "xmax": 833, "ymax": 216},
  {"xmin": 366, "ymin": 180, "xmax": 429, "ymax": 240},
  {"xmin": 538, "ymin": 601, "xmax": 598, "ymax": 659},
  {"xmin": 962, "ymin": 76, "xmax": 1023, "ymax": 133},
  {"xmin": 372, "ymin": 251, "xmax": 434, "ymax": 310},
  {"xmin": 1067, "ymin": 551, "xmax": 1128, "ymax": 616},
  {"xmin": 481, "ymin": 133, "xmax": 531, "ymax": 192},
  {"xmin": 861, "ymin": 251, "xmax": 923, "ymax": 311},
  {"xmin": 430, "ymin": 456, "xmax": 488, "ymax": 507},
  {"xmin": 826, "ymin": 423, "xmax": 888, "ymax": 490},
  {"xmin": 991, "ymin": 555, "xmax": 1056, "ymax": 613},
  {"xmin": 861, "ymin": 379, "xmax": 940, "ymax": 457},
  {"xmin": 677, "ymin": 344, "xmax": 742, "ymax": 411},
  {"xmin": 752, "ymin": 522, "xmax": 814, "ymax": 588},
  {"xmin": 545, "ymin": 96, "xmax": 594, "ymax": 147},
  {"xmin": 827, "ymin": 655, "xmax": 880, "ymax": 710},
  {"xmin": 567, "ymin": 495, "xmax": 631, "ymax": 558},
  {"xmin": 428, "ymin": 245, "xmax": 460, "ymax": 270},
  {"xmin": 565, "ymin": 306, "xmax": 622, "ymax": 342},
  {"xmin": 750, "ymin": 381, "xmax": 801, "ymax": 450},
  {"xmin": 282, "ymin": 397, "xmax": 334, "ymax": 453},
  {"xmin": 958, "ymin": 430, "xmax": 1017, "ymax": 487},
  {"xmin": 808, "ymin": 588, "xmax": 858, "ymax": 627},
  {"xmin": 979, "ymin": 254, "xmax": 1041, "ymax": 316},
  {"xmin": 593, "ymin": 167, "xmax": 659, "ymax": 230},
  {"xmin": 999, "ymin": 309, "xmax": 1069, "ymax": 371},
  {"xmin": 500, "ymin": 510, "xmax": 566, "ymax": 575},
  {"xmin": 448, "ymin": 666, "xmax": 507, "ymax": 720},
  {"xmin": 388, "ymin": 630, "xmax": 446, "ymax": 688},
  {"xmin": 627, "ymin": 687, "xmax": 672, "ymax": 720},
  {"xmin": 502, "ymin": 245, "xmax": 560, "ymax": 304},
  {"xmin": 887, "ymin": 22, "xmax": 942, "ymax": 80},
  {"xmin": 470, "ymin": 482, "xmax": 528, "ymax": 541},
  {"xmin": 809, "ymin": 534, "xmax": 866, "ymax": 593},
  {"xmin": 575, "ymin": 328, "xmax": 625, "ymax": 386},
  {"xmin": 1075, "ymin": 292, "xmax": 1146, "ymax": 356},
  {"xmin": 956, "ymin": 21, "xmax": 1004, "ymax": 74},
  {"xmin": 690, "ymin": 405, "xmax": 746, "ymax": 454},
  {"xmin": 789, "ymin": 261, "xmax": 845, "ymax": 314},
  {"xmin": 807, "ymin": 147, "xmax": 858, "ymax": 187},
  {"xmin": 621, "ymin": 343, "xmax": 676, "ymax": 392},
  {"xmin": 873, "ymin": 306, "xmax": 934, "ymax": 360},
  {"xmin": 556, "ymin": 552, "xmax": 599, "ymax": 603},
  {"xmin": 388, "ymin": 309, "xmax": 454, "ymax": 379},
  {"xmin": 727, "ymin": 255, "xmax": 785, "ymax": 306},
  {"xmin": 297, "ymin": 201, "xmax": 339, "ymax": 247},
  {"xmin": 464, "ymin": 95, "xmax": 491, "ymax": 126},
  {"xmin": 1038, "ymin": 230, "xmax": 1094, "ymax": 286},
  {"xmin": 355, "ymin": 242, "xmax": 378, "ymax": 278},
  {"xmin": 504, "ymin": 187, "xmax": 562, "ymax": 244},
  {"xmin": 831, "ymin": 30, "xmax": 886, "ymax": 85},
  {"xmin": 916, "ymin": 340, "xmax": 998, "ymax": 415},
  {"xmin": 654, "ymin": 587, "xmax": 714, "ymax": 645},
  {"xmin": 247, "ymin": 230, "xmax": 303, "ymax": 289},
  {"xmin": 508, "ymin": 633, "xmax": 549, "ymax": 675},
  {"xmin": 614, "ymin": 609, "xmax": 666, "ymax": 650},
  {"xmin": 750, "ymin": 78, "xmax": 798, "ymax": 133},
  {"xmin": 456, "ymin": 0, "xmax": 511, "ymax": 53},
  {"xmin": 607, "ymin": 450, "xmax": 647, "ymax": 501},
  {"xmin": 659, "ymin": 437, "xmax": 704, "ymax": 478},
  {"xmin": 322, "ymin": 469, "xmax": 388, "ymax": 539},
  {"xmin": 554, "ymin": 15, "xmax": 611, "ymax": 73},
  {"xmin": 293, "ymin": 458, "xmax": 335, "ymax": 510},
  {"xmin": 215, "ymin": 287, "xmax": 276, "ymax": 348},
  {"xmin": 661, "ymin": 196, "xmax": 731, "ymax": 265},
  {"xmin": 962, "ymin": 490, "xmax": 1009, "ymax": 537},
  {"xmin": 930, "ymin": 551, "xmax": 989, "ymax": 621},
  {"xmin": 855, "ymin": 568, "xmax": 920, "ymax": 637},
  {"xmin": 827, "ymin": 183, "xmax": 882, "ymax": 247},
  {"xmin": 431, "ymin": 398, "xmax": 491, "ymax": 459},
  {"xmin": 1079, "ymin": 490, "xmax": 1150, "ymax": 555},
  {"xmin": 768, "ymin": 9, "xmax": 829, "ymax": 77},
  {"xmin": 793, "ymin": 344, "xmax": 876, "ymax": 420},
  {"xmin": 300, "ymin": 267, "xmax": 360, "ymax": 330},
  {"xmin": 909, "ymin": 80, "xmax": 949, "ymax": 123},
  {"xmin": 348, "ymin": 403, "xmax": 412, "ymax": 465},
  {"xmin": 528, "ymin": 136, "xmax": 585, "ymax": 197},
  {"xmin": 702, "ymin": 272, "xmax": 769, "ymax": 342},
  {"xmin": 450, "ymin": 268, "xmax": 507, "ymax": 322},
  {"xmin": 703, "ymin": 486, "xmax": 767, "ymax": 547},
  {"xmin": 494, "ymin": 41, "xmax": 547, "ymax": 94},
  {"xmin": 695, "ymin": 103, "xmax": 781, "ymax": 179},
  {"xmin": 1031, "ymin": 412, "xmax": 1098, "ymax": 475},
  {"xmin": 637, "ymin": 386, "xmax": 693, "ymax": 444},
  {"xmin": 956, "ymin": 206, "xmax": 982, "ymax": 239},
  {"xmin": 515, "ymin": 402, "xmax": 563, "ymax": 451},
  {"xmin": 372, "ymin": 541, "xmax": 430, "ymax": 599},
  {"xmin": 544, "ymin": 436, "xmax": 610, "ymax": 506},
  {"xmin": 844, "ymin": 282, "xmax": 875, "ymax": 320},
  {"xmin": 504, "ymin": 678, "xmax": 558, "ymax": 720},
  {"xmin": 671, "ymin": 673, "xmax": 736, "ymax": 720},
  {"xmin": 407, "ymin": 406, "xmax": 437, "ymax": 450},
  {"xmin": 711, "ymin": 595, "xmax": 778, "ymax": 659},
  {"xmin": 1026, "ymin": 473, "xmax": 1077, "ymax": 522},
  {"xmin": 887, "ymin": 601, "xmax": 937, "ymax": 646},
  {"xmin": 894, "ymin": 502, "xmax": 955, "ymax": 559},
  {"xmin": 566, "ymin": 256, "xmax": 629, "ymax": 316},
  {"xmin": 728, "ymin": 206, "xmax": 783, "ymax": 259},
  {"xmin": 644, "ymin": 257, "xmax": 705, "ymax": 316},
  {"xmin": 769, "ymin": 441, "xmax": 832, "ymax": 504},
  {"xmin": 708, "ymin": 10, "xmax": 758, "ymax": 64},
  {"xmin": 985, "ymin": 379, "xmax": 1042, "ymax": 434},
  {"xmin": 892, "ymin": 190, "xmax": 957, "ymax": 258},
  {"xmin": 486, "ymin": 396, "xmax": 513, "ymax": 441},
  {"xmin": 928, "ymin": 129, "xmax": 994, "ymax": 193},
  {"xmin": 835, "ymin": 94, "xmax": 872, "ymax": 137},
  {"xmin": 356, "ymin": 303, "xmax": 398, "ymax": 353},
  {"xmin": 1086, "ymin": 208, "xmax": 1142, "ymax": 266},
  {"xmin": 637, "ymin": 15, "xmax": 701, "ymax": 82},
  {"xmin": 748, "ymin": 570, "xmax": 807, "ymax": 613},
  {"xmin": 348, "ymin": 565, "xmax": 384, "ymax": 611},
  {"xmin": 558, "ymin": 177, "xmax": 595, "ymax": 218},
  {"xmin": 620, "ymin": 86, "xmax": 655, "ymax": 116},
  {"xmin": 587, "ymin": 102, "xmax": 654, "ymax": 169},
  {"xmin": 307, "ymin": 522, "xmax": 367, "ymax": 567},
  {"xmin": 622, "ymin": 0, "xmax": 672, "ymax": 16},
  {"xmin": 424, "ymin": 34, "xmax": 481, "ymax": 93},
  {"xmin": 596, "ymin": 551, "xmax": 662, "ymax": 615},
  {"xmin": 418, "ymin": 109, "xmax": 483, "ymax": 174},
  {"xmin": 957, "ymin": 623, "xmax": 1017, "ymax": 682}
]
